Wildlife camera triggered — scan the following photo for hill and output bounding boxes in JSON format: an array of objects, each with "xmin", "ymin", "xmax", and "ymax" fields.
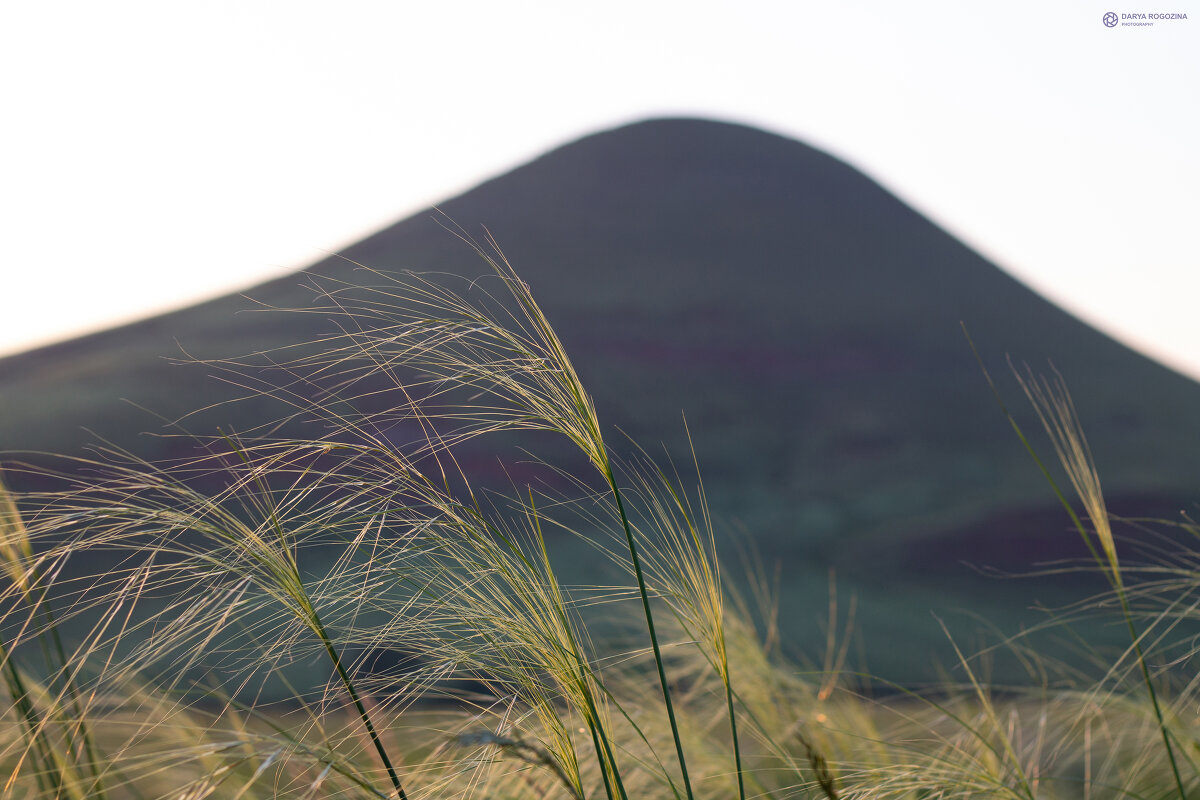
[{"xmin": 4, "ymin": 118, "xmax": 1197, "ymax": 677}]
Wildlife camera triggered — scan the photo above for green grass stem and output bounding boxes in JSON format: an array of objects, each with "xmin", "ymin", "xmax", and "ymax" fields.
[{"xmin": 605, "ymin": 467, "xmax": 694, "ymax": 800}]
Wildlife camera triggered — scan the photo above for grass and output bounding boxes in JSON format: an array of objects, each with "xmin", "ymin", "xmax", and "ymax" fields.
[{"xmin": 1, "ymin": 238, "xmax": 1198, "ymax": 798}]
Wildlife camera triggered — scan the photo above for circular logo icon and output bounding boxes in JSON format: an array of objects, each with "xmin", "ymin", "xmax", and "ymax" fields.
[{"xmin": 1103, "ymin": 11, "xmax": 1119, "ymax": 26}]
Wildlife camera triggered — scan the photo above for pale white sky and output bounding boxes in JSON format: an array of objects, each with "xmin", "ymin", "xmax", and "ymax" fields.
[{"xmin": 2, "ymin": 2, "xmax": 1197, "ymax": 377}]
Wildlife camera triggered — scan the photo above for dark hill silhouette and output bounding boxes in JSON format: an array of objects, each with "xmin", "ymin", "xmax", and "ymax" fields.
[{"xmin": 4, "ymin": 118, "xmax": 1197, "ymax": 677}]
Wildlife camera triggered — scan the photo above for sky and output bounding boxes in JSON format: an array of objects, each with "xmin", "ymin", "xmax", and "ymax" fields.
[{"xmin": 2, "ymin": 2, "xmax": 1198, "ymax": 378}]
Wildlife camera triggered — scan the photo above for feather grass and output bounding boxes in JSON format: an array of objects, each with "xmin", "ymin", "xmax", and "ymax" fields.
[{"xmin": 0, "ymin": 248, "xmax": 1195, "ymax": 799}]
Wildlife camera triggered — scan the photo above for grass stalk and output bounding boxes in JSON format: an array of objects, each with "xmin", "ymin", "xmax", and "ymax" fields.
[
  {"xmin": 964, "ymin": 327, "xmax": 1188, "ymax": 800},
  {"xmin": 218, "ymin": 437, "xmax": 409, "ymax": 799},
  {"xmin": 1017, "ymin": 371, "xmax": 1188, "ymax": 800},
  {"xmin": 721, "ymin": 643, "xmax": 747, "ymax": 800},
  {"xmin": 604, "ymin": 467, "xmax": 695, "ymax": 800},
  {"xmin": 308, "ymin": 608, "xmax": 408, "ymax": 800}
]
